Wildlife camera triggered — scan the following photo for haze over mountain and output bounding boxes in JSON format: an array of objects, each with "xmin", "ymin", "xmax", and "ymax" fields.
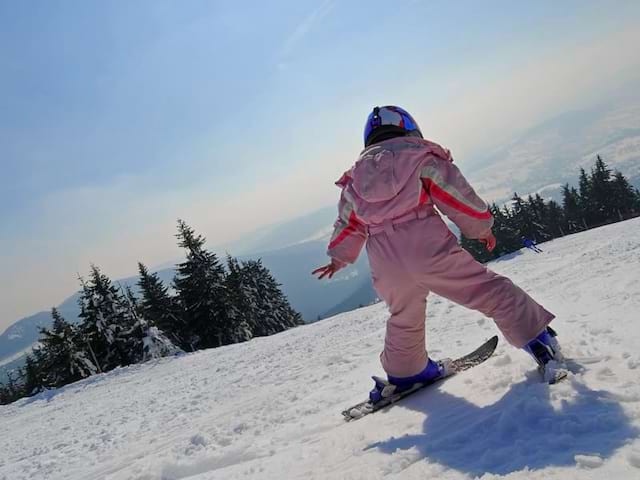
[{"xmin": 466, "ymin": 92, "xmax": 640, "ymax": 203}]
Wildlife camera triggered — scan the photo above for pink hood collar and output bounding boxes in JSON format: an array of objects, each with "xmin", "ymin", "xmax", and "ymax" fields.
[{"xmin": 336, "ymin": 137, "xmax": 453, "ymax": 203}]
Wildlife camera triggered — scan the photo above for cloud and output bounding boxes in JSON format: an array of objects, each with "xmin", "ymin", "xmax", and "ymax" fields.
[
  {"xmin": 415, "ymin": 25, "xmax": 640, "ymax": 160},
  {"xmin": 279, "ymin": 0, "xmax": 334, "ymax": 59}
]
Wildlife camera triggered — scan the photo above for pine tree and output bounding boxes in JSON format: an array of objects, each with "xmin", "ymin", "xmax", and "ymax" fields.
[
  {"xmin": 0, "ymin": 370, "xmax": 21, "ymax": 404},
  {"xmin": 126, "ymin": 272, "xmax": 183, "ymax": 361},
  {"xmin": 137, "ymin": 263, "xmax": 185, "ymax": 348},
  {"xmin": 77, "ymin": 266, "xmax": 140, "ymax": 372},
  {"xmin": 578, "ymin": 168, "xmax": 593, "ymax": 227},
  {"xmin": 38, "ymin": 308, "xmax": 97, "ymax": 387},
  {"xmin": 20, "ymin": 354, "xmax": 44, "ymax": 397},
  {"xmin": 459, "ymin": 235, "xmax": 490, "ymax": 262},
  {"xmin": 120, "ymin": 284, "xmax": 149, "ymax": 364},
  {"xmin": 173, "ymin": 220, "xmax": 232, "ymax": 349},
  {"xmin": 589, "ymin": 155, "xmax": 614, "ymax": 224},
  {"xmin": 0, "ymin": 383, "xmax": 9, "ymax": 404},
  {"xmin": 609, "ymin": 170, "xmax": 638, "ymax": 219},
  {"xmin": 488, "ymin": 204, "xmax": 517, "ymax": 256},
  {"xmin": 527, "ymin": 194, "xmax": 551, "ymax": 241},
  {"xmin": 510, "ymin": 193, "xmax": 537, "ymax": 241},
  {"xmin": 562, "ymin": 184, "xmax": 583, "ymax": 233},
  {"xmin": 500, "ymin": 205, "xmax": 523, "ymax": 253},
  {"xmin": 236, "ymin": 259, "xmax": 303, "ymax": 337},
  {"xmin": 224, "ymin": 255, "xmax": 255, "ymax": 343},
  {"xmin": 545, "ymin": 200, "xmax": 565, "ymax": 238}
]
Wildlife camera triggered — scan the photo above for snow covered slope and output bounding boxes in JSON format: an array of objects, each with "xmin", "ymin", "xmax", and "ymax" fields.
[{"xmin": 2, "ymin": 218, "xmax": 640, "ymax": 480}]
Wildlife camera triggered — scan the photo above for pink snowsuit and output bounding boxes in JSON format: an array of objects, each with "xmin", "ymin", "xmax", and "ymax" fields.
[{"xmin": 327, "ymin": 137, "xmax": 554, "ymax": 377}]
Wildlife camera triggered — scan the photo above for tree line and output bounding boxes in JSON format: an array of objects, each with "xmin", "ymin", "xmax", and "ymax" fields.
[
  {"xmin": 461, "ymin": 156, "xmax": 640, "ymax": 262},
  {"xmin": 0, "ymin": 220, "xmax": 302, "ymax": 404}
]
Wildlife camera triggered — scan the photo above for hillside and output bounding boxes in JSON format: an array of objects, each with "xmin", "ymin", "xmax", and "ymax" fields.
[{"xmin": 1, "ymin": 217, "xmax": 639, "ymax": 480}]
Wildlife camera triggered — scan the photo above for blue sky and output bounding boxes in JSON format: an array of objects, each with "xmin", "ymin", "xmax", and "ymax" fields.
[{"xmin": 2, "ymin": 0, "xmax": 640, "ymax": 328}]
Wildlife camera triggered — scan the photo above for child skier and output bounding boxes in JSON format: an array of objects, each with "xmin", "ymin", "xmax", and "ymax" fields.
[{"xmin": 312, "ymin": 106, "xmax": 562, "ymax": 401}]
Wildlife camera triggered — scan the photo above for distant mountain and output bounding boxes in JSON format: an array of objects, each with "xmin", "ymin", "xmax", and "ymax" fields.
[
  {"xmin": 0, "ymin": 312, "xmax": 47, "ymax": 359},
  {"xmin": 465, "ymin": 98, "xmax": 640, "ymax": 203},
  {"xmin": 150, "ymin": 206, "xmax": 338, "ymax": 271},
  {"xmin": 210, "ymin": 205, "xmax": 337, "ymax": 257},
  {"xmin": 320, "ymin": 275, "xmax": 378, "ymax": 320},
  {"xmin": 0, "ymin": 216, "xmax": 376, "ymax": 371}
]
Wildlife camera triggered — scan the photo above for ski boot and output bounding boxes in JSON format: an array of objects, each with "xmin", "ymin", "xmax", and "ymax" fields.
[
  {"xmin": 369, "ymin": 358, "xmax": 450, "ymax": 404},
  {"xmin": 523, "ymin": 326, "xmax": 566, "ymax": 383}
]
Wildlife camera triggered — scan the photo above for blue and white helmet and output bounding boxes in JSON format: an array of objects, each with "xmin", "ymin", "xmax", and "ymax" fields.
[{"xmin": 363, "ymin": 105, "xmax": 423, "ymax": 147}]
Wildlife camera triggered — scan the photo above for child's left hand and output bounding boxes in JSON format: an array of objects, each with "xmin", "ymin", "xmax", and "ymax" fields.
[{"xmin": 312, "ymin": 258, "xmax": 346, "ymax": 280}]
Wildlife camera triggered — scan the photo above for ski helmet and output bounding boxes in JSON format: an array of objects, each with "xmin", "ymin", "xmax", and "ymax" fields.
[{"xmin": 363, "ymin": 105, "xmax": 423, "ymax": 147}]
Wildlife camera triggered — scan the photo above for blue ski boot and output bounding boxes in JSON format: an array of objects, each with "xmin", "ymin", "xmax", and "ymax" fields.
[
  {"xmin": 523, "ymin": 326, "xmax": 562, "ymax": 367},
  {"xmin": 369, "ymin": 358, "xmax": 449, "ymax": 404},
  {"xmin": 524, "ymin": 326, "xmax": 566, "ymax": 383}
]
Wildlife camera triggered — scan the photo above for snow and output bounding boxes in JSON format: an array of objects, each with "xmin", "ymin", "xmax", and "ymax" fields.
[{"xmin": 2, "ymin": 218, "xmax": 640, "ymax": 480}]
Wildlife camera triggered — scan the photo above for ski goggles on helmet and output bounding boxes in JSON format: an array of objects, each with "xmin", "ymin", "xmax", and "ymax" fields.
[{"xmin": 363, "ymin": 105, "xmax": 422, "ymax": 147}]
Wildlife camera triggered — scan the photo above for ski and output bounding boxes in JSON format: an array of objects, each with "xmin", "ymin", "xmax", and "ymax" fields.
[
  {"xmin": 548, "ymin": 369, "xmax": 569, "ymax": 384},
  {"xmin": 342, "ymin": 335, "xmax": 499, "ymax": 421},
  {"xmin": 542, "ymin": 361, "xmax": 569, "ymax": 384}
]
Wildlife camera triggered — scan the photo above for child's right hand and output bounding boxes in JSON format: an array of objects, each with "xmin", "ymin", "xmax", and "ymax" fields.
[
  {"xmin": 479, "ymin": 233, "xmax": 497, "ymax": 252},
  {"xmin": 312, "ymin": 258, "xmax": 346, "ymax": 280}
]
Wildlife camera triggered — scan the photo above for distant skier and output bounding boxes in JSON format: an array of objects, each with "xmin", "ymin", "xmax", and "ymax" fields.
[
  {"xmin": 312, "ymin": 106, "xmax": 562, "ymax": 401},
  {"xmin": 522, "ymin": 237, "xmax": 543, "ymax": 253}
]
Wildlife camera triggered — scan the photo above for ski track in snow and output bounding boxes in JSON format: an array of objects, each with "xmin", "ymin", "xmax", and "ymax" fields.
[{"xmin": 2, "ymin": 218, "xmax": 640, "ymax": 480}]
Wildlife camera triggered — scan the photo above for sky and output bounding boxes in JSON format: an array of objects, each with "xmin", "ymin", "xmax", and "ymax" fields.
[{"xmin": 1, "ymin": 0, "xmax": 640, "ymax": 330}]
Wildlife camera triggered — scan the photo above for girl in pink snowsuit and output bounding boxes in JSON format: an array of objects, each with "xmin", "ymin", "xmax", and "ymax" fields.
[{"xmin": 313, "ymin": 106, "xmax": 557, "ymax": 387}]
